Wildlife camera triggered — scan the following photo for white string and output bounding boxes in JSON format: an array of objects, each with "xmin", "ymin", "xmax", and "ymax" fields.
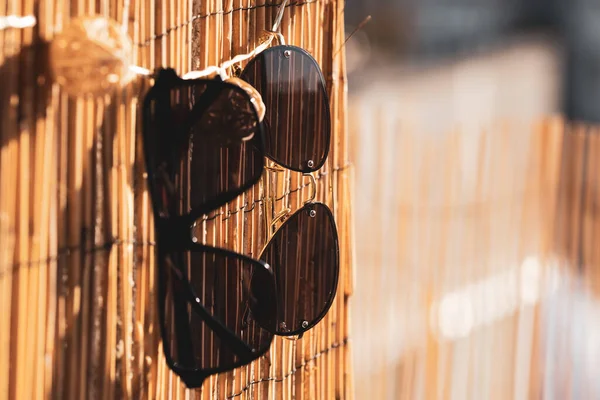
[
  {"xmin": 128, "ymin": 32, "xmax": 277, "ymax": 81},
  {"xmin": 0, "ymin": 15, "xmax": 37, "ymax": 30},
  {"xmin": 128, "ymin": 0, "xmax": 287, "ymax": 81},
  {"xmin": 129, "ymin": 65, "xmax": 151, "ymax": 76},
  {"xmin": 219, "ymin": 35, "xmax": 275, "ymax": 72},
  {"xmin": 181, "ymin": 65, "xmax": 228, "ymax": 81}
]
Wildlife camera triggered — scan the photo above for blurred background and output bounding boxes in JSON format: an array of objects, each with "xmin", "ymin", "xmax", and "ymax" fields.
[
  {"xmin": 345, "ymin": 0, "xmax": 600, "ymax": 122},
  {"xmin": 344, "ymin": 1, "xmax": 600, "ymax": 399}
]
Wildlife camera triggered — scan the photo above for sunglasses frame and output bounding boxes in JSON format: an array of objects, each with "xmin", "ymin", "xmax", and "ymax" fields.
[
  {"xmin": 258, "ymin": 200, "xmax": 340, "ymax": 337},
  {"xmin": 142, "ymin": 68, "xmax": 276, "ymax": 388},
  {"xmin": 241, "ymin": 44, "xmax": 332, "ymax": 173},
  {"xmin": 144, "ymin": 68, "xmax": 267, "ymax": 218},
  {"xmin": 242, "ymin": 38, "xmax": 338, "ymax": 335},
  {"xmin": 156, "ymin": 245, "xmax": 275, "ymax": 388}
]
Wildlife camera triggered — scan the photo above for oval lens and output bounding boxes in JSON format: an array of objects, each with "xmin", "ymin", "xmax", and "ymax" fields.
[
  {"xmin": 158, "ymin": 247, "xmax": 276, "ymax": 384},
  {"xmin": 143, "ymin": 78, "xmax": 265, "ymax": 218},
  {"xmin": 259, "ymin": 202, "xmax": 339, "ymax": 335},
  {"xmin": 241, "ymin": 45, "xmax": 331, "ymax": 173}
]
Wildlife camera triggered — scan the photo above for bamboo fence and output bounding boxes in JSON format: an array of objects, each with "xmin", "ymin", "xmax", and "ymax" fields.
[
  {"xmin": 0, "ymin": 0, "xmax": 353, "ymax": 399},
  {"xmin": 349, "ymin": 100, "xmax": 600, "ymax": 399}
]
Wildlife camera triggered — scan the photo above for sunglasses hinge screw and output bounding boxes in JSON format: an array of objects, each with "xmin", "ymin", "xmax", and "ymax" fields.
[
  {"xmin": 309, "ymin": 209, "xmax": 317, "ymax": 218},
  {"xmin": 301, "ymin": 320, "xmax": 309, "ymax": 329},
  {"xmin": 283, "ymin": 50, "xmax": 291, "ymax": 58},
  {"xmin": 307, "ymin": 159, "xmax": 314, "ymax": 168}
]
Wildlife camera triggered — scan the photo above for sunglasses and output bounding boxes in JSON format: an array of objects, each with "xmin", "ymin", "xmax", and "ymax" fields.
[
  {"xmin": 143, "ymin": 68, "xmax": 277, "ymax": 388},
  {"xmin": 257, "ymin": 201, "xmax": 339, "ymax": 335},
  {"xmin": 240, "ymin": 39, "xmax": 331, "ymax": 173},
  {"xmin": 240, "ymin": 35, "xmax": 340, "ymax": 335},
  {"xmin": 142, "ymin": 33, "xmax": 340, "ymax": 385}
]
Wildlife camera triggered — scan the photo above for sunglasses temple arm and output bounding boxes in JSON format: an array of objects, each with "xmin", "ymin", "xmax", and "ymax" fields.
[{"xmin": 172, "ymin": 285, "xmax": 199, "ymax": 366}]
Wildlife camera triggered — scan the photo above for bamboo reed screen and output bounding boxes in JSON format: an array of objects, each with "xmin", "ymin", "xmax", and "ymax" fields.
[
  {"xmin": 0, "ymin": 0, "xmax": 353, "ymax": 399},
  {"xmin": 349, "ymin": 97, "xmax": 600, "ymax": 398}
]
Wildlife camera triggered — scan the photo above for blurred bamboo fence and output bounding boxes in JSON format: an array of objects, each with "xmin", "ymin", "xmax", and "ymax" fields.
[
  {"xmin": 349, "ymin": 103, "xmax": 600, "ymax": 398},
  {"xmin": 0, "ymin": 0, "xmax": 353, "ymax": 399}
]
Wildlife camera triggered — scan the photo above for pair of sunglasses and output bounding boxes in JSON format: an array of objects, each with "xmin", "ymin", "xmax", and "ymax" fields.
[
  {"xmin": 142, "ymin": 38, "xmax": 338, "ymax": 388},
  {"xmin": 241, "ymin": 40, "xmax": 340, "ymax": 334}
]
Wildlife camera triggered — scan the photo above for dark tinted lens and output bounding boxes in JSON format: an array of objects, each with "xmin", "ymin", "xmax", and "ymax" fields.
[
  {"xmin": 159, "ymin": 248, "xmax": 276, "ymax": 376},
  {"xmin": 259, "ymin": 203, "xmax": 339, "ymax": 335},
  {"xmin": 241, "ymin": 45, "xmax": 331, "ymax": 173},
  {"xmin": 144, "ymin": 77, "xmax": 264, "ymax": 217}
]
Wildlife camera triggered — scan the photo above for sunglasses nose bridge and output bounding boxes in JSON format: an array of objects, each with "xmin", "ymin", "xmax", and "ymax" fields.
[
  {"xmin": 260, "ymin": 166, "xmax": 318, "ymax": 243},
  {"xmin": 302, "ymin": 172, "xmax": 317, "ymax": 205}
]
